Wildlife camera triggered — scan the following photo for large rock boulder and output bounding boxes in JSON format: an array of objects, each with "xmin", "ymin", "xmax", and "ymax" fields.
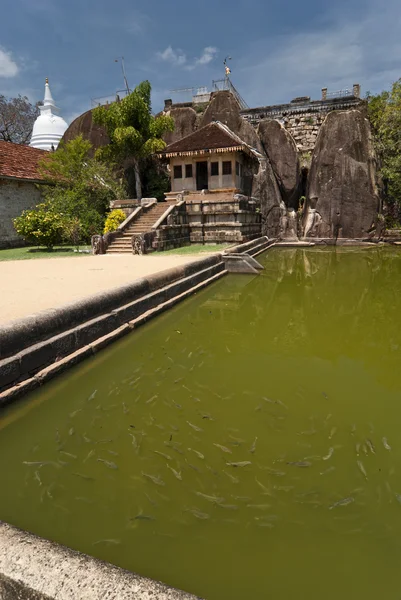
[
  {"xmin": 252, "ymin": 163, "xmax": 283, "ymax": 238},
  {"xmin": 201, "ymin": 91, "xmax": 264, "ymax": 153},
  {"xmin": 61, "ymin": 109, "xmax": 110, "ymax": 157},
  {"xmin": 304, "ymin": 110, "xmax": 380, "ymax": 238},
  {"xmin": 163, "ymin": 107, "xmax": 198, "ymax": 145},
  {"xmin": 201, "ymin": 91, "xmax": 283, "ymax": 236},
  {"xmin": 258, "ymin": 119, "xmax": 301, "ymax": 210}
]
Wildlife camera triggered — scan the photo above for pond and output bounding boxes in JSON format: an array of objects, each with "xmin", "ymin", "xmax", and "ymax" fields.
[{"xmin": 1, "ymin": 247, "xmax": 401, "ymax": 599}]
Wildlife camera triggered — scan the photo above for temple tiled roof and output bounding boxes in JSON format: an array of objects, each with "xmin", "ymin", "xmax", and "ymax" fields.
[
  {"xmin": 160, "ymin": 121, "xmax": 260, "ymax": 159},
  {"xmin": 0, "ymin": 141, "xmax": 47, "ymax": 182}
]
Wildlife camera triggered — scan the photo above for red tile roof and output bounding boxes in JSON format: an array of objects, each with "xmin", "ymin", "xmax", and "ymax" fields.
[
  {"xmin": 0, "ymin": 141, "xmax": 47, "ymax": 182},
  {"xmin": 160, "ymin": 122, "xmax": 248, "ymax": 157}
]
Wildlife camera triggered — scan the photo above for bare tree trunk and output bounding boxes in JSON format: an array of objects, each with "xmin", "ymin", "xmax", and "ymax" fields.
[{"xmin": 133, "ymin": 158, "xmax": 142, "ymax": 201}]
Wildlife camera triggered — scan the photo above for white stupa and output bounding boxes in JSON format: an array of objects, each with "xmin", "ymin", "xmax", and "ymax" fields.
[{"xmin": 30, "ymin": 78, "xmax": 68, "ymax": 151}]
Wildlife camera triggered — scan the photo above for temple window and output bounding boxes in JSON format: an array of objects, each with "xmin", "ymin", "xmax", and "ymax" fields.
[
  {"xmin": 185, "ymin": 164, "xmax": 193, "ymax": 178},
  {"xmin": 174, "ymin": 165, "xmax": 182, "ymax": 179},
  {"xmin": 222, "ymin": 161, "xmax": 232, "ymax": 175},
  {"xmin": 211, "ymin": 162, "xmax": 219, "ymax": 176}
]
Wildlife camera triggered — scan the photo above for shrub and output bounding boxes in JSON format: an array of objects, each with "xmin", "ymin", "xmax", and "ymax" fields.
[
  {"xmin": 103, "ymin": 209, "xmax": 126, "ymax": 233},
  {"xmin": 13, "ymin": 203, "xmax": 70, "ymax": 249}
]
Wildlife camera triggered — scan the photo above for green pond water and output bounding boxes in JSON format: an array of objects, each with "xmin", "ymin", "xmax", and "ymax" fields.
[{"xmin": 2, "ymin": 247, "xmax": 401, "ymax": 599}]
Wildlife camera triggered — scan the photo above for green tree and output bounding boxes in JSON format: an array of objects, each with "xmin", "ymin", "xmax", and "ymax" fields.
[
  {"xmin": 368, "ymin": 80, "xmax": 401, "ymax": 216},
  {"xmin": 39, "ymin": 135, "xmax": 126, "ymax": 241},
  {"xmin": 0, "ymin": 94, "xmax": 40, "ymax": 145},
  {"xmin": 92, "ymin": 81, "xmax": 174, "ymax": 200}
]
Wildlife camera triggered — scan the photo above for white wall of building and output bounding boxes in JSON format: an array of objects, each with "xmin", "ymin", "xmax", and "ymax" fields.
[{"xmin": 0, "ymin": 179, "xmax": 43, "ymax": 248}]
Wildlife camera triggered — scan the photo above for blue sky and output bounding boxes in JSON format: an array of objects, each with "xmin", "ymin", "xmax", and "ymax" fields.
[{"xmin": 1, "ymin": 0, "xmax": 400, "ymax": 125}]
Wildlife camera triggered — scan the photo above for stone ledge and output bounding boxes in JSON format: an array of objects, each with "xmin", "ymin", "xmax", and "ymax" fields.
[
  {"xmin": 0, "ymin": 521, "xmax": 202, "ymax": 600},
  {"xmin": 0, "ymin": 256, "xmax": 226, "ymax": 397}
]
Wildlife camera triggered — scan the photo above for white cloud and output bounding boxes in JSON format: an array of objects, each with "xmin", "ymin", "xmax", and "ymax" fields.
[
  {"xmin": 195, "ymin": 46, "xmax": 218, "ymax": 66},
  {"xmin": 0, "ymin": 47, "xmax": 19, "ymax": 78},
  {"xmin": 158, "ymin": 46, "xmax": 187, "ymax": 67},
  {"xmin": 157, "ymin": 46, "xmax": 218, "ymax": 70}
]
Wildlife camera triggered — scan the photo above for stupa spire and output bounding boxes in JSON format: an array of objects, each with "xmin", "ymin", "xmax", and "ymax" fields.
[
  {"xmin": 29, "ymin": 77, "xmax": 67, "ymax": 151},
  {"xmin": 42, "ymin": 78, "xmax": 58, "ymax": 112}
]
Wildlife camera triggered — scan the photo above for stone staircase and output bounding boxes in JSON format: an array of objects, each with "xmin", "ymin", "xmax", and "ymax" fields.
[{"xmin": 106, "ymin": 201, "xmax": 175, "ymax": 254}]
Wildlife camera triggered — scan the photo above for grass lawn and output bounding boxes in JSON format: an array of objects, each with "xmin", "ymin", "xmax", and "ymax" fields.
[
  {"xmin": 0, "ymin": 246, "xmax": 91, "ymax": 261},
  {"xmin": 160, "ymin": 243, "xmax": 232, "ymax": 255}
]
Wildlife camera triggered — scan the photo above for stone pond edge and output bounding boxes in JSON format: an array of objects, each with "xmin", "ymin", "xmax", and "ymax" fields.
[{"xmin": 0, "ymin": 521, "xmax": 203, "ymax": 600}]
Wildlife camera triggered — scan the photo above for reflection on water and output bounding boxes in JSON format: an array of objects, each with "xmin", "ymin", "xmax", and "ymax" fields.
[{"xmin": 1, "ymin": 247, "xmax": 401, "ymax": 599}]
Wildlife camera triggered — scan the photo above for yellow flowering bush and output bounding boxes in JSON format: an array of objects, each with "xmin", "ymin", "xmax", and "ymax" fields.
[
  {"xmin": 103, "ymin": 209, "xmax": 126, "ymax": 234},
  {"xmin": 13, "ymin": 203, "xmax": 71, "ymax": 249}
]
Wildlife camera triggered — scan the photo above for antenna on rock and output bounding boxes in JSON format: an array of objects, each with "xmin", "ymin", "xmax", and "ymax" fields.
[{"xmin": 114, "ymin": 56, "xmax": 130, "ymax": 95}]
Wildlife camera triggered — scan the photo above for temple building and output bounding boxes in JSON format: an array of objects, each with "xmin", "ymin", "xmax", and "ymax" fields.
[
  {"xmin": 159, "ymin": 121, "xmax": 263, "ymax": 243},
  {"xmin": 30, "ymin": 79, "xmax": 68, "ymax": 151}
]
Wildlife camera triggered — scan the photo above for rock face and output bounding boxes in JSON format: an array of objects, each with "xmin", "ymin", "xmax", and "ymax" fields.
[
  {"xmin": 201, "ymin": 91, "xmax": 264, "ymax": 153},
  {"xmin": 258, "ymin": 119, "xmax": 300, "ymax": 209},
  {"xmin": 163, "ymin": 107, "xmax": 198, "ymax": 145},
  {"xmin": 304, "ymin": 110, "xmax": 380, "ymax": 238},
  {"xmin": 61, "ymin": 109, "xmax": 110, "ymax": 157}
]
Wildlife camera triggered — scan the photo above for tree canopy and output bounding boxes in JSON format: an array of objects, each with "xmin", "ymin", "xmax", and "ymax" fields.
[
  {"xmin": 92, "ymin": 80, "xmax": 174, "ymax": 200},
  {"xmin": 368, "ymin": 79, "xmax": 401, "ymax": 219},
  {"xmin": 0, "ymin": 94, "xmax": 39, "ymax": 145},
  {"xmin": 15, "ymin": 135, "xmax": 125, "ymax": 248}
]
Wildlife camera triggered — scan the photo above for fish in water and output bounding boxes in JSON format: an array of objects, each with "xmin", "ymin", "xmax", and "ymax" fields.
[
  {"xmin": 213, "ymin": 443, "xmax": 232, "ymax": 454},
  {"xmin": 185, "ymin": 508, "xmax": 210, "ymax": 520},
  {"xmin": 382, "ymin": 437, "xmax": 392, "ymax": 451},
  {"xmin": 329, "ymin": 497, "xmax": 354, "ymax": 510},
  {"xmin": 34, "ymin": 471, "xmax": 42, "ymax": 486},
  {"xmin": 287, "ymin": 461, "xmax": 312, "ymax": 468},
  {"xmin": 260, "ymin": 466, "xmax": 286, "ymax": 477},
  {"xmin": 87, "ymin": 390, "xmax": 97, "ymax": 402},
  {"xmin": 93, "ymin": 539, "xmax": 121, "ymax": 546},
  {"xmin": 59, "ymin": 451, "xmax": 77, "ymax": 460},
  {"xmin": 97, "ymin": 459, "xmax": 118, "ymax": 470},
  {"xmin": 217, "ymin": 503, "xmax": 239, "ymax": 510},
  {"xmin": 153, "ymin": 450, "xmax": 172, "ymax": 461},
  {"xmin": 320, "ymin": 466, "xmax": 336, "ymax": 476},
  {"xmin": 255, "ymin": 477, "xmax": 272, "ymax": 495},
  {"xmin": 73, "ymin": 472, "xmax": 95, "ymax": 481},
  {"xmin": 142, "ymin": 472, "xmax": 165, "ymax": 486},
  {"xmin": 322, "ymin": 447, "xmax": 334, "ymax": 461},
  {"xmin": 328, "ymin": 427, "xmax": 337, "ymax": 440},
  {"xmin": 84, "ymin": 449, "xmax": 95, "ymax": 463},
  {"xmin": 146, "ymin": 395, "xmax": 158, "ymax": 404},
  {"xmin": 68, "ymin": 427, "xmax": 75, "ymax": 436},
  {"xmin": 195, "ymin": 491, "xmax": 224, "ymax": 504},
  {"xmin": 223, "ymin": 470, "xmax": 239, "ymax": 484},
  {"xmin": 69, "ymin": 409, "xmax": 82, "ymax": 418},
  {"xmin": 297, "ymin": 429, "xmax": 317, "ymax": 436},
  {"xmin": 322, "ymin": 392, "xmax": 328, "ymax": 400},
  {"xmin": 134, "ymin": 514, "xmax": 155, "ymax": 521},
  {"xmin": 226, "ymin": 461, "xmax": 252, "ymax": 468},
  {"xmin": 23, "ymin": 461, "xmax": 60, "ymax": 468},
  {"xmin": 355, "ymin": 443, "xmax": 361, "ymax": 457},
  {"xmin": 246, "ymin": 504, "xmax": 271, "ymax": 510},
  {"xmin": 366, "ymin": 439, "xmax": 376, "ymax": 454},
  {"xmin": 187, "ymin": 421, "xmax": 203, "ymax": 432},
  {"xmin": 357, "ymin": 460, "xmax": 368, "ymax": 479},
  {"xmin": 188, "ymin": 448, "xmax": 204, "ymax": 460},
  {"xmin": 250, "ymin": 437, "xmax": 258, "ymax": 454},
  {"xmin": 167, "ymin": 464, "xmax": 182, "ymax": 480}
]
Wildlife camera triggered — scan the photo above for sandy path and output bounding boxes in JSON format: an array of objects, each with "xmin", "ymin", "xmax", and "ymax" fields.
[{"xmin": 0, "ymin": 253, "xmax": 209, "ymax": 324}]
